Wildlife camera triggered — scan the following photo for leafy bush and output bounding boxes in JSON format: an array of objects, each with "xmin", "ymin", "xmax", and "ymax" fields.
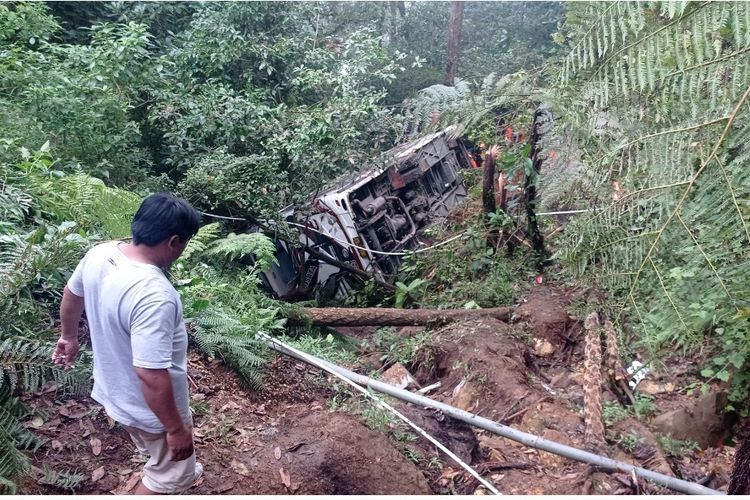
[
  {"xmin": 656, "ymin": 434, "xmax": 699, "ymax": 458},
  {"xmin": 175, "ymin": 226, "xmax": 286, "ymax": 389}
]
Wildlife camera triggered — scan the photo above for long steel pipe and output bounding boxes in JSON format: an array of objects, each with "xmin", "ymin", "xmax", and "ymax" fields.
[{"xmin": 260, "ymin": 334, "xmax": 722, "ymax": 495}]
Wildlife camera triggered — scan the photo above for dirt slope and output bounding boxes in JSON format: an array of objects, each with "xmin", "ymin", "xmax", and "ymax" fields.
[
  {"xmin": 22, "ymin": 355, "xmax": 429, "ymax": 495},
  {"xmin": 21, "ymin": 284, "xmax": 739, "ymax": 495}
]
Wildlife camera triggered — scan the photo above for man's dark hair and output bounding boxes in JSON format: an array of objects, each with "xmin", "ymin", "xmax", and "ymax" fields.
[{"xmin": 131, "ymin": 193, "xmax": 201, "ymax": 246}]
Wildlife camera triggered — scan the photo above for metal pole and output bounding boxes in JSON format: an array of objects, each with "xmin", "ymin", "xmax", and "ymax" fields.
[{"xmin": 260, "ymin": 334, "xmax": 723, "ymax": 495}]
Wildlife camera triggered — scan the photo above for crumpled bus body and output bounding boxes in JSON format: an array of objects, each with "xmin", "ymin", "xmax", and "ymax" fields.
[{"xmin": 262, "ymin": 127, "xmax": 472, "ymax": 301}]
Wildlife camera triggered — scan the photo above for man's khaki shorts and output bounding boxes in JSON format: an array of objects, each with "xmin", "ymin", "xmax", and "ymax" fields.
[{"xmin": 122, "ymin": 423, "xmax": 198, "ymax": 494}]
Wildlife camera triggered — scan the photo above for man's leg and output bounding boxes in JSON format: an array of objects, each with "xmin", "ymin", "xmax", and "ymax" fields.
[{"xmin": 122, "ymin": 424, "xmax": 201, "ymax": 494}]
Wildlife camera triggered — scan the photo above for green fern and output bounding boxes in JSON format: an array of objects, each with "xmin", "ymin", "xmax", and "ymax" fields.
[
  {"xmin": 179, "ymin": 222, "xmax": 221, "ymax": 262},
  {"xmin": 0, "ymin": 388, "xmax": 32, "ymax": 493},
  {"xmin": 548, "ymin": 1, "xmax": 750, "ymax": 405},
  {"xmin": 39, "ymin": 467, "xmax": 86, "ymax": 492},
  {"xmin": 189, "ymin": 313, "xmax": 267, "ymax": 390},
  {"xmin": 405, "ymin": 72, "xmax": 537, "ymax": 141},
  {"xmin": 207, "ymin": 232, "xmax": 278, "ymax": 271},
  {"xmin": 0, "ymin": 338, "xmax": 91, "ymax": 395},
  {"xmin": 0, "ymin": 341, "xmax": 89, "ymax": 493}
]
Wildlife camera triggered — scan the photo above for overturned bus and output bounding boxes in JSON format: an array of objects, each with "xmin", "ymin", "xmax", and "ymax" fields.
[{"xmin": 261, "ymin": 127, "xmax": 473, "ymax": 301}]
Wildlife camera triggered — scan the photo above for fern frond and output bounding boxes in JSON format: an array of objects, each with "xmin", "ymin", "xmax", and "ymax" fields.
[
  {"xmin": 207, "ymin": 232, "xmax": 278, "ymax": 270},
  {"xmin": 180, "ymin": 222, "xmax": 221, "ymax": 262},
  {"xmin": 0, "ymin": 338, "xmax": 91, "ymax": 394},
  {"xmin": 548, "ymin": 2, "xmax": 750, "ymax": 397},
  {"xmin": 39, "ymin": 467, "xmax": 86, "ymax": 492}
]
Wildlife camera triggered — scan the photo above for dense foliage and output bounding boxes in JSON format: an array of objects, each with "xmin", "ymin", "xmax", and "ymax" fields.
[{"xmin": 545, "ymin": 2, "xmax": 750, "ymax": 407}]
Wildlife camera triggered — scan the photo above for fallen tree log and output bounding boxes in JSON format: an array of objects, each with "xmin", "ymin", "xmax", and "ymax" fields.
[{"xmin": 286, "ymin": 306, "xmax": 513, "ymax": 326}]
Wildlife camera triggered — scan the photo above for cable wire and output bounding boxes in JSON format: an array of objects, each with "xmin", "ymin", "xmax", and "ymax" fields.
[
  {"xmin": 199, "ymin": 211, "xmax": 466, "ymax": 257},
  {"xmin": 257, "ymin": 332, "xmax": 501, "ymax": 495},
  {"xmin": 285, "ymin": 221, "xmax": 466, "ymax": 257}
]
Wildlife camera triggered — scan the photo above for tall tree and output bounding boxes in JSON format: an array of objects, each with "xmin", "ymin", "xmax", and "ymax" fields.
[{"xmin": 444, "ymin": 1, "xmax": 464, "ymax": 85}]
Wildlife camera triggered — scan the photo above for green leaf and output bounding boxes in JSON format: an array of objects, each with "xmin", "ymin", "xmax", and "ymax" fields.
[
  {"xmin": 191, "ymin": 299, "xmax": 210, "ymax": 312},
  {"xmin": 716, "ymin": 370, "xmax": 731, "ymax": 382},
  {"xmin": 728, "ymin": 353, "xmax": 745, "ymax": 369}
]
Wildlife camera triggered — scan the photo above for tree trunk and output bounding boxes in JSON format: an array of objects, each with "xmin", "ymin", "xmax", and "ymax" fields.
[
  {"xmin": 526, "ymin": 105, "xmax": 552, "ymax": 268},
  {"xmin": 390, "ymin": 1, "xmax": 405, "ymax": 17},
  {"xmin": 729, "ymin": 436, "xmax": 750, "ymax": 494},
  {"xmin": 286, "ymin": 306, "xmax": 512, "ymax": 327},
  {"xmin": 444, "ymin": 1, "xmax": 464, "ymax": 85},
  {"xmin": 482, "ymin": 146, "xmax": 497, "ymax": 215}
]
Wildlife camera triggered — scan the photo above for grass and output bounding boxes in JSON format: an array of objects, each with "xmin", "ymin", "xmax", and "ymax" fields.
[
  {"xmin": 282, "ymin": 330, "xmax": 359, "ymax": 366},
  {"xmin": 656, "ymin": 434, "xmax": 699, "ymax": 457},
  {"xmin": 602, "ymin": 400, "xmax": 629, "ymax": 426},
  {"xmin": 632, "ymin": 393, "xmax": 658, "ymax": 419},
  {"xmin": 189, "ymin": 398, "xmax": 211, "ymax": 417},
  {"xmin": 365, "ymin": 327, "xmax": 432, "ymax": 368},
  {"xmin": 616, "ymin": 431, "xmax": 643, "ymax": 453}
]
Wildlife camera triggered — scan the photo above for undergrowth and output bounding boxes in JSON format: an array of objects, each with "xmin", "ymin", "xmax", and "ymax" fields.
[
  {"xmin": 396, "ymin": 178, "xmax": 536, "ymax": 311},
  {"xmin": 363, "ymin": 327, "xmax": 432, "ymax": 368}
]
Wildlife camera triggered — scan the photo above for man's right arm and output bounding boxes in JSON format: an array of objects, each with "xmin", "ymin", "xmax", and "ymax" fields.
[
  {"xmin": 53, "ymin": 286, "xmax": 84, "ymax": 368},
  {"xmin": 134, "ymin": 367, "xmax": 193, "ymax": 461},
  {"xmin": 131, "ymin": 296, "xmax": 193, "ymax": 461}
]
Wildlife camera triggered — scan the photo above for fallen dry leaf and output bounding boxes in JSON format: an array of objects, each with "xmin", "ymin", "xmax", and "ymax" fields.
[
  {"xmin": 80, "ymin": 418, "xmax": 96, "ymax": 437},
  {"xmin": 91, "ymin": 466, "xmax": 105, "ymax": 482},
  {"xmin": 90, "ymin": 437, "xmax": 102, "ymax": 456},
  {"xmin": 45, "ymin": 418, "xmax": 62, "ymax": 430},
  {"xmin": 230, "ymin": 459, "xmax": 250, "ymax": 477},
  {"xmin": 219, "ymin": 401, "xmax": 241, "ymax": 412},
  {"xmin": 59, "ymin": 402, "xmax": 88, "ymax": 419},
  {"xmin": 287, "ymin": 442, "xmax": 306, "ymax": 452},
  {"xmin": 215, "ymin": 483, "xmax": 235, "ymax": 494},
  {"xmin": 106, "ymin": 416, "xmax": 116, "ymax": 429},
  {"xmin": 279, "ymin": 468, "xmax": 291, "ymax": 489},
  {"xmin": 119, "ymin": 471, "xmax": 143, "ymax": 493},
  {"xmin": 50, "ymin": 440, "xmax": 63, "ymax": 451},
  {"xmin": 274, "ymin": 446, "xmax": 282, "ymax": 460}
]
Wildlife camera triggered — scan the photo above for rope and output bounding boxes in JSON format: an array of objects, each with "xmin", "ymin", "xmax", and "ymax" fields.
[
  {"xmin": 285, "ymin": 221, "xmax": 466, "ymax": 257},
  {"xmin": 535, "ymin": 208, "xmax": 602, "ymax": 216},
  {"xmin": 257, "ymin": 332, "xmax": 502, "ymax": 495},
  {"xmin": 199, "ymin": 211, "xmax": 246, "ymax": 221},
  {"xmin": 199, "ymin": 211, "xmax": 466, "ymax": 257}
]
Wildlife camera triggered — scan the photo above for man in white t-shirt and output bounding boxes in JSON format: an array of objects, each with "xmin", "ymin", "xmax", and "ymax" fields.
[{"xmin": 52, "ymin": 193, "xmax": 202, "ymax": 494}]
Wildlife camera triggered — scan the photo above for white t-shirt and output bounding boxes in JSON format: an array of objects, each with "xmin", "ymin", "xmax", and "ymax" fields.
[{"xmin": 67, "ymin": 241, "xmax": 190, "ymax": 433}]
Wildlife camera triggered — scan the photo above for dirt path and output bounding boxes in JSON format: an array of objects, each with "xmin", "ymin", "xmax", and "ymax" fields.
[{"xmin": 21, "ymin": 283, "xmax": 739, "ymax": 494}]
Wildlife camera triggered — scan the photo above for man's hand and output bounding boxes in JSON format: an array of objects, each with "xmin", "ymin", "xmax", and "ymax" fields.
[
  {"xmin": 52, "ymin": 336, "xmax": 79, "ymax": 369},
  {"xmin": 166, "ymin": 425, "xmax": 194, "ymax": 462}
]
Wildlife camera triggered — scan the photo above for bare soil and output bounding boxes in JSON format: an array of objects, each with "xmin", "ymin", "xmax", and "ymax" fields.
[{"xmin": 20, "ymin": 283, "xmax": 740, "ymax": 495}]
